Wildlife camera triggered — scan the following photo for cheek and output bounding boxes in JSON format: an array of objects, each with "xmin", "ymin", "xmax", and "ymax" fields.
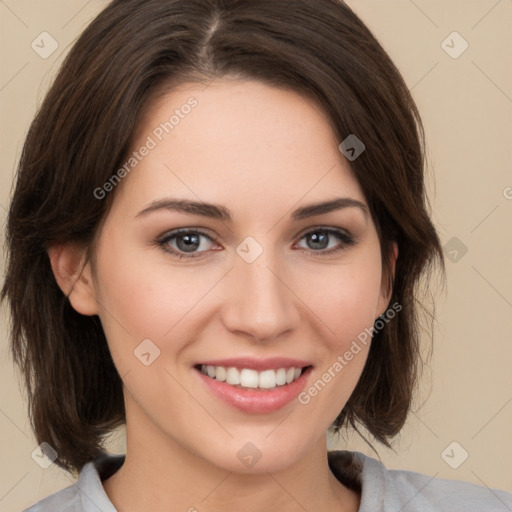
[
  {"xmin": 92, "ymin": 241, "xmax": 234, "ymax": 376},
  {"xmin": 299, "ymin": 253, "xmax": 383, "ymax": 347},
  {"xmin": 296, "ymin": 263, "xmax": 380, "ymax": 422},
  {"xmin": 91, "ymin": 234, "xmax": 197, "ymax": 359}
]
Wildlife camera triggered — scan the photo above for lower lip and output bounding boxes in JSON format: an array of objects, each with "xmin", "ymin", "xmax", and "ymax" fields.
[{"xmin": 196, "ymin": 367, "xmax": 312, "ymax": 414}]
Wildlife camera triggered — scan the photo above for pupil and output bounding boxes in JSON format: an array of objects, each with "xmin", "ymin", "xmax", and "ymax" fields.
[
  {"xmin": 177, "ymin": 234, "xmax": 200, "ymax": 252},
  {"xmin": 309, "ymin": 232, "xmax": 328, "ymax": 250}
]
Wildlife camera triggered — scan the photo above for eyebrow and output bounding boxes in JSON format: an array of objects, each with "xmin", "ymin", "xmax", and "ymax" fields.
[{"xmin": 135, "ymin": 197, "xmax": 368, "ymax": 222}]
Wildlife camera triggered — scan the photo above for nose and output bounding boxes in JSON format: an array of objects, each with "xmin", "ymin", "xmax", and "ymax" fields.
[{"xmin": 220, "ymin": 243, "xmax": 301, "ymax": 342}]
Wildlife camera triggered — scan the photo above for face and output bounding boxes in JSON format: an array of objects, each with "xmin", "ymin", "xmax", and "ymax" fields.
[{"xmin": 75, "ymin": 78, "xmax": 395, "ymax": 473}]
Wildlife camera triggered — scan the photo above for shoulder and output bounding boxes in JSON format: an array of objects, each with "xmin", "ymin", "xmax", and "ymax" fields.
[
  {"xmin": 22, "ymin": 454, "xmax": 124, "ymax": 512},
  {"xmin": 328, "ymin": 450, "xmax": 512, "ymax": 511},
  {"xmin": 22, "ymin": 481, "xmax": 82, "ymax": 512}
]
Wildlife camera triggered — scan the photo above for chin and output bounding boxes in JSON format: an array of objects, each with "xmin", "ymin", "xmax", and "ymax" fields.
[{"xmin": 190, "ymin": 427, "xmax": 321, "ymax": 475}]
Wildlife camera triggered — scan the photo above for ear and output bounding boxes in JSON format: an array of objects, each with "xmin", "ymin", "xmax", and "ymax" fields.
[
  {"xmin": 47, "ymin": 243, "xmax": 99, "ymax": 316},
  {"xmin": 376, "ymin": 241, "xmax": 398, "ymax": 318}
]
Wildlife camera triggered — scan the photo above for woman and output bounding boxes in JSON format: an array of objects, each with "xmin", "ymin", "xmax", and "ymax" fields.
[{"xmin": 2, "ymin": 0, "xmax": 511, "ymax": 510}]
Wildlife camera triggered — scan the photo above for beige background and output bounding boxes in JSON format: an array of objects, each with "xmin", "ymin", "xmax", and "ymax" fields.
[{"xmin": 1, "ymin": 0, "xmax": 511, "ymax": 510}]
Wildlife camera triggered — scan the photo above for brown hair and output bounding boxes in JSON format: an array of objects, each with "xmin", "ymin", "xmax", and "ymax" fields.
[{"xmin": 1, "ymin": 0, "xmax": 445, "ymax": 474}]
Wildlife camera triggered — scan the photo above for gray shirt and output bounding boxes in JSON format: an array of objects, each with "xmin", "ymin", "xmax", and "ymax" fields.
[{"xmin": 23, "ymin": 450, "xmax": 512, "ymax": 511}]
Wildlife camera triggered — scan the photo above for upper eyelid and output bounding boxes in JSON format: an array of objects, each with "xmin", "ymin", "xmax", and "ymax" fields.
[{"xmin": 295, "ymin": 225, "xmax": 352, "ymax": 239}]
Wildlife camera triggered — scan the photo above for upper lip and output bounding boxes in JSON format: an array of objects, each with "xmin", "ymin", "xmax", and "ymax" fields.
[{"xmin": 195, "ymin": 357, "xmax": 313, "ymax": 371}]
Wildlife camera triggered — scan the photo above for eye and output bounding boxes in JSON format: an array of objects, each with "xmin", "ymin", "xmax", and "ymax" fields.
[
  {"xmin": 295, "ymin": 228, "xmax": 355, "ymax": 255},
  {"xmin": 155, "ymin": 226, "xmax": 356, "ymax": 260},
  {"xmin": 156, "ymin": 229, "xmax": 218, "ymax": 259}
]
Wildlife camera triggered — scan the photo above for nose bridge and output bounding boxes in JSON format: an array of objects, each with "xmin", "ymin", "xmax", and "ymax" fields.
[{"xmin": 222, "ymin": 237, "xmax": 300, "ymax": 340}]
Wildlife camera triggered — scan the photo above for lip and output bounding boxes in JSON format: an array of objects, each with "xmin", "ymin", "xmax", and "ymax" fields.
[
  {"xmin": 194, "ymin": 357, "xmax": 312, "ymax": 371},
  {"xmin": 195, "ymin": 363, "xmax": 313, "ymax": 414}
]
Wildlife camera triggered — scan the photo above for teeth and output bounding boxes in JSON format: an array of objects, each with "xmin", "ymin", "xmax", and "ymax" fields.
[
  {"xmin": 275, "ymin": 368, "xmax": 287, "ymax": 386},
  {"xmin": 200, "ymin": 365, "xmax": 305, "ymax": 389},
  {"xmin": 226, "ymin": 366, "xmax": 240, "ymax": 385},
  {"xmin": 240, "ymin": 369, "xmax": 259, "ymax": 388},
  {"xmin": 215, "ymin": 366, "xmax": 226, "ymax": 382},
  {"xmin": 259, "ymin": 369, "xmax": 276, "ymax": 389}
]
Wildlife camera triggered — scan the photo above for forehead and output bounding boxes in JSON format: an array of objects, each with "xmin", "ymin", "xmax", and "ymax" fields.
[{"xmin": 111, "ymin": 78, "xmax": 366, "ymax": 218}]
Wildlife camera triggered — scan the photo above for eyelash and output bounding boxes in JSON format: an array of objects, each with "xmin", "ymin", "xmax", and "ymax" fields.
[{"xmin": 155, "ymin": 227, "xmax": 356, "ymax": 260}]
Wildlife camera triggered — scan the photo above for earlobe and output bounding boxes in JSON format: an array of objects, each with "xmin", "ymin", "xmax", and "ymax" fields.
[{"xmin": 47, "ymin": 244, "xmax": 99, "ymax": 316}]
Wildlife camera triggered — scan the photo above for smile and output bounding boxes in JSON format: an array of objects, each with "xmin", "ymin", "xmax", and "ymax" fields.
[
  {"xmin": 199, "ymin": 364, "xmax": 305, "ymax": 390},
  {"xmin": 194, "ymin": 358, "xmax": 313, "ymax": 414}
]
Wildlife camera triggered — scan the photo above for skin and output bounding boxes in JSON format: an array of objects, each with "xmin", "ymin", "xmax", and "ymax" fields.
[{"xmin": 49, "ymin": 78, "xmax": 397, "ymax": 512}]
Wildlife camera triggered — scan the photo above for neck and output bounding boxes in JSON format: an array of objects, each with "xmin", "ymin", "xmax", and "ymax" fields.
[{"xmin": 102, "ymin": 407, "xmax": 360, "ymax": 512}]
